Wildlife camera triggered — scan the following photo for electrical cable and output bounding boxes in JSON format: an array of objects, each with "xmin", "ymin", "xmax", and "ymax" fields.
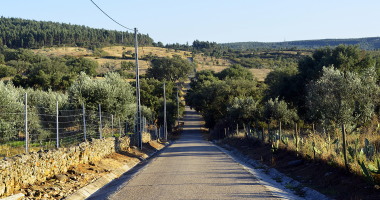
[{"xmin": 90, "ymin": 0, "xmax": 134, "ymax": 31}]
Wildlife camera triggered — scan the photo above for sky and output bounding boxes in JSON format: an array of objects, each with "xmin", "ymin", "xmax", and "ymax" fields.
[{"xmin": 1, "ymin": 0, "xmax": 379, "ymax": 45}]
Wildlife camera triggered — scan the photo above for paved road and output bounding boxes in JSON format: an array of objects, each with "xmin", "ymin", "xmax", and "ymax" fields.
[{"xmin": 90, "ymin": 106, "xmax": 279, "ymax": 199}]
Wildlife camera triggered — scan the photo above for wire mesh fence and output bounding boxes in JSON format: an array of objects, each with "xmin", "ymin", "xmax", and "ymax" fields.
[
  {"xmin": 0, "ymin": 100, "xmax": 159, "ymax": 159},
  {"xmin": 0, "ymin": 104, "xmax": 26, "ymax": 158}
]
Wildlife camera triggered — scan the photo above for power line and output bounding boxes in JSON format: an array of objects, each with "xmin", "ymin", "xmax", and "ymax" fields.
[{"xmin": 90, "ymin": 0, "xmax": 134, "ymax": 31}]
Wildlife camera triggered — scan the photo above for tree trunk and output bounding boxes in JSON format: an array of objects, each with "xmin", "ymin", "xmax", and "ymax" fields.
[
  {"xmin": 244, "ymin": 123, "xmax": 249, "ymax": 141},
  {"xmin": 262, "ymin": 127, "xmax": 264, "ymax": 143},
  {"xmin": 279, "ymin": 121, "xmax": 282, "ymax": 145},
  {"xmin": 267, "ymin": 121, "xmax": 270, "ymax": 141},
  {"xmin": 313, "ymin": 124, "xmax": 316, "ymax": 162}
]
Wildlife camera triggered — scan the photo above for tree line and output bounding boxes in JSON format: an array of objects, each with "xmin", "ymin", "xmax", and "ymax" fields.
[
  {"xmin": 186, "ymin": 44, "xmax": 380, "ymax": 136},
  {"xmin": 0, "ymin": 46, "xmax": 98, "ymax": 91},
  {"xmin": 0, "ymin": 17, "xmax": 154, "ymax": 49},
  {"xmin": 220, "ymin": 37, "xmax": 380, "ymax": 50}
]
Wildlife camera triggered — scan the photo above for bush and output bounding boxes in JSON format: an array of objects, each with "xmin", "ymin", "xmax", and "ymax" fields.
[{"xmin": 0, "ymin": 64, "xmax": 17, "ymax": 78}]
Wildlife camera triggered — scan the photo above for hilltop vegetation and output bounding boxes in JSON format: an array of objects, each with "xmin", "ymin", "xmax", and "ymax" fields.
[
  {"xmin": 221, "ymin": 37, "xmax": 380, "ymax": 50},
  {"xmin": 0, "ymin": 17, "xmax": 153, "ymax": 49}
]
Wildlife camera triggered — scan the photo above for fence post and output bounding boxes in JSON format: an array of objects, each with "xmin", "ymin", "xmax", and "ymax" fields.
[
  {"xmin": 56, "ymin": 101, "xmax": 59, "ymax": 148},
  {"xmin": 99, "ymin": 104, "xmax": 102, "ymax": 139},
  {"xmin": 279, "ymin": 121, "xmax": 282, "ymax": 144},
  {"xmin": 25, "ymin": 93, "xmax": 28, "ymax": 154},
  {"xmin": 119, "ymin": 118, "xmax": 122, "ymax": 136},
  {"xmin": 83, "ymin": 103, "xmax": 86, "ymax": 141},
  {"xmin": 124, "ymin": 118, "xmax": 127, "ymax": 137},
  {"xmin": 255, "ymin": 120, "xmax": 258, "ymax": 138},
  {"xmin": 295, "ymin": 123, "xmax": 298, "ymax": 150},
  {"xmin": 112, "ymin": 115, "xmax": 114, "ymax": 137},
  {"xmin": 342, "ymin": 124, "xmax": 349, "ymax": 174}
]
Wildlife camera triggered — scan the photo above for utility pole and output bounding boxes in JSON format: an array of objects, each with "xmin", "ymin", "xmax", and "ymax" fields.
[
  {"xmin": 163, "ymin": 81, "xmax": 167, "ymax": 140},
  {"xmin": 134, "ymin": 28, "xmax": 142, "ymax": 149},
  {"xmin": 122, "ymin": 31, "xmax": 123, "ymax": 44}
]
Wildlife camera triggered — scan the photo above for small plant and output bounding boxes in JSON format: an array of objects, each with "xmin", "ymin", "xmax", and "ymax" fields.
[
  {"xmin": 358, "ymin": 160, "xmax": 375, "ymax": 187},
  {"xmin": 368, "ymin": 159, "xmax": 380, "ymax": 174},
  {"xmin": 285, "ymin": 183, "xmax": 294, "ymax": 189},
  {"xmin": 332, "ymin": 138, "xmax": 339, "ymax": 154},
  {"xmin": 362, "ymin": 138, "xmax": 375, "ymax": 160},
  {"xmin": 271, "ymin": 142, "xmax": 278, "ymax": 153},
  {"xmin": 273, "ymin": 176, "xmax": 282, "ymax": 183},
  {"xmin": 281, "ymin": 136, "xmax": 289, "ymax": 146},
  {"xmin": 254, "ymin": 164, "xmax": 264, "ymax": 169}
]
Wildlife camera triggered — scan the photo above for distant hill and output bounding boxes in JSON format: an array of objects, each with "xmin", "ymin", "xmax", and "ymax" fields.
[
  {"xmin": 0, "ymin": 17, "xmax": 154, "ymax": 49},
  {"xmin": 220, "ymin": 37, "xmax": 380, "ymax": 50}
]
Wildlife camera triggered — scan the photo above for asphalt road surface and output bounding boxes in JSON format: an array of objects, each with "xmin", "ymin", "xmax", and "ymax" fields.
[{"xmin": 89, "ymin": 106, "xmax": 279, "ymax": 199}]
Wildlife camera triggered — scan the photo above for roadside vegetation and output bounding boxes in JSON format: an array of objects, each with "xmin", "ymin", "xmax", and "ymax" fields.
[{"xmin": 187, "ymin": 44, "xmax": 380, "ymax": 199}]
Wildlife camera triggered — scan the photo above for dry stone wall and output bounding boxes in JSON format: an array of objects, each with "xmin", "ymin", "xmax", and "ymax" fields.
[
  {"xmin": 0, "ymin": 136, "xmax": 130, "ymax": 197},
  {"xmin": 142, "ymin": 132, "xmax": 152, "ymax": 143}
]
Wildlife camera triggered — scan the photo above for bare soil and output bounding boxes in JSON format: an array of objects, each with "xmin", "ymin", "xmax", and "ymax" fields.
[{"xmin": 215, "ymin": 136, "xmax": 380, "ymax": 200}]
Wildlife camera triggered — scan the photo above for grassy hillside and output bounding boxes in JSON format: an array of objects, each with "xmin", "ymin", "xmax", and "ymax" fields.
[{"xmin": 32, "ymin": 46, "xmax": 271, "ymax": 81}]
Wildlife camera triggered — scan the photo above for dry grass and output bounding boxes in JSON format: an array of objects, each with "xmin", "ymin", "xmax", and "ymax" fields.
[
  {"xmin": 242, "ymin": 118, "xmax": 380, "ymax": 180},
  {"xmin": 30, "ymin": 46, "xmax": 271, "ymax": 81},
  {"xmin": 193, "ymin": 55, "xmax": 271, "ymax": 81},
  {"xmin": 214, "ymin": 119, "xmax": 380, "ymax": 188},
  {"xmin": 102, "ymin": 46, "xmax": 189, "ymax": 59},
  {"xmin": 193, "ymin": 54, "xmax": 232, "ymax": 72},
  {"xmin": 249, "ymin": 69, "xmax": 272, "ymax": 82},
  {"xmin": 87, "ymin": 58, "xmax": 150, "ymax": 74},
  {"xmin": 32, "ymin": 47, "xmax": 92, "ymax": 57}
]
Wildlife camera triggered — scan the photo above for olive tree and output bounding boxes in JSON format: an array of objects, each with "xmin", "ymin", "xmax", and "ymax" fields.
[
  {"xmin": 263, "ymin": 97, "xmax": 298, "ymax": 140},
  {"xmin": 68, "ymin": 72, "xmax": 135, "ymax": 119},
  {"xmin": 306, "ymin": 66, "xmax": 379, "ymax": 133},
  {"xmin": 228, "ymin": 97, "xmax": 260, "ymax": 126},
  {"xmin": 306, "ymin": 66, "xmax": 379, "ymax": 173}
]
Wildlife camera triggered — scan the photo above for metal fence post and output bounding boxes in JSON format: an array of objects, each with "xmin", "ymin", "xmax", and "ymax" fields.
[
  {"xmin": 83, "ymin": 103, "xmax": 86, "ymax": 141},
  {"xmin": 56, "ymin": 101, "xmax": 59, "ymax": 148},
  {"xmin": 112, "ymin": 115, "xmax": 114, "ymax": 137},
  {"xmin": 119, "ymin": 118, "xmax": 122, "ymax": 137},
  {"xmin": 143, "ymin": 117, "xmax": 145, "ymax": 133},
  {"xmin": 99, "ymin": 104, "xmax": 102, "ymax": 139},
  {"xmin": 25, "ymin": 93, "xmax": 28, "ymax": 154}
]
